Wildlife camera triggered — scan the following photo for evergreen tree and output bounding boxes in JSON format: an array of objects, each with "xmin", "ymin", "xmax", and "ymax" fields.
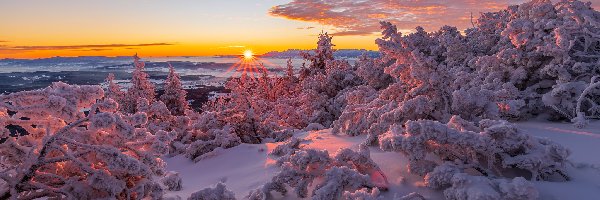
[
  {"xmin": 104, "ymin": 73, "xmax": 125, "ymax": 106},
  {"xmin": 123, "ymin": 53, "xmax": 156, "ymax": 113},
  {"xmin": 160, "ymin": 63, "xmax": 189, "ymax": 116}
]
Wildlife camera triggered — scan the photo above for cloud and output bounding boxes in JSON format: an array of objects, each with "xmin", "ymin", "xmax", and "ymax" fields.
[
  {"xmin": 296, "ymin": 26, "xmax": 316, "ymax": 30},
  {"xmin": 330, "ymin": 30, "xmax": 374, "ymax": 36},
  {"xmin": 74, "ymin": 48, "xmax": 114, "ymax": 52},
  {"xmin": 269, "ymin": 0, "xmax": 600, "ymax": 36},
  {"xmin": 217, "ymin": 45, "xmax": 246, "ymax": 49},
  {"xmin": 0, "ymin": 43, "xmax": 173, "ymax": 51},
  {"xmin": 0, "ymin": 40, "xmax": 8, "ymax": 43}
]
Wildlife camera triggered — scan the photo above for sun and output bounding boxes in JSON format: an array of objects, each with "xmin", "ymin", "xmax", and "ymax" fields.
[
  {"xmin": 243, "ymin": 50, "xmax": 254, "ymax": 59},
  {"xmin": 223, "ymin": 48, "xmax": 281, "ymax": 78}
]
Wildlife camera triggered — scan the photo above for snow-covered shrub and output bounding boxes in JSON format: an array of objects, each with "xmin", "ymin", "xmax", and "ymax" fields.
[
  {"xmin": 356, "ymin": 54, "xmax": 393, "ymax": 90},
  {"xmin": 250, "ymin": 142, "xmax": 387, "ymax": 199},
  {"xmin": 206, "ymin": 74, "xmax": 277, "ymax": 144},
  {"xmin": 394, "ymin": 192, "xmax": 425, "ymax": 200},
  {"xmin": 424, "ymin": 163, "xmax": 538, "ymax": 200},
  {"xmin": 269, "ymin": 136, "xmax": 303, "ymax": 156},
  {"xmin": 185, "ymin": 126, "xmax": 241, "ymax": 162},
  {"xmin": 379, "ymin": 116, "xmax": 570, "ymax": 182},
  {"xmin": 0, "ymin": 82, "xmax": 172, "ymax": 199},
  {"xmin": 572, "ymin": 76, "xmax": 600, "ymax": 127},
  {"xmin": 312, "ymin": 166, "xmax": 373, "ymax": 200},
  {"xmin": 544, "ymin": 76, "xmax": 600, "ymax": 128},
  {"xmin": 188, "ymin": 182, "xmax": 236, "ymax": 200},
  {"xmin": 343, "ymin": 187, "xmax": 380, "ymax": 200},
  {"xmin": 163, "ymin": 108, "xmax": 239, "ymax": 160},
  {"xmin": 334, "ymin": 145, "xmax": 389, "ymax": 189},
  {"xmin": 332, "ymin": 86, "xmax": 380, "ymax": 136},
  {"xmin": 543, "ymin": 81, "xmax": 588, "ymax": 120},
  {"xmin": 304, "ymin": 123, "xmax": 326, "ymax": 131},
  {"xmin": 162, "ymin": 171, "xmax": 183, "ymax": 191}
]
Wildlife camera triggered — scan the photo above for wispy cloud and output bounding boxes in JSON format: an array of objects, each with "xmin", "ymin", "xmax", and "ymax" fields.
[
  {"xmin": 217, "ymin": 45, "xmax": 246, "ymax": 49},
  {"xmin": 73, "ymin": 48, "xmax": 114, "ymax": 52},
  {"xmin": 330, "ymin": 30, "xmax": 374, "ymax": 36},
  {"xmin": 0, "ymin": 43, "xmax": 173, "ymax": 51},
  {"xmin": 296, "ymin": 26, "xmax": 315, "ymax": 30},
  {"xmin": 0, "ymin": 40, "xmax": 8, "ymax": 43},
  {"xmin": 270, "ymin": 0, "xmax": 589, "ymax": 36}
]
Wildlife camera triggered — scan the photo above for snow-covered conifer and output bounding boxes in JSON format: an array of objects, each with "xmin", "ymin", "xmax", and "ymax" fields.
[
  {"xmin": 300, "ymin": 32, "xmax": 335, "ymax": 76},
  {"xmin": 161, "ymin": 63, "xmax": 189, "ymax": 116},
  {"xmin": 104, "ymin": 73, "xmax": 125, "ymax": 105},
  {"xmin": 123, "ymin": 54, "xmax": 157, "ymax": 113}
]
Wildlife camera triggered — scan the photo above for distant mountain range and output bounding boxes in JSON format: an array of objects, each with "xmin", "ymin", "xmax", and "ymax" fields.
[
  {"xmin": 1, "ymin": 49, "xmax": 380, "ymax": 61},
  {"xmin": 259, "ymin": 49, "xmax": 379, "ymax": 58}
]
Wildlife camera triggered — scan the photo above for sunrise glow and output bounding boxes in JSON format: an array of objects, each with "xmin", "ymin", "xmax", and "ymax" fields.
[
  {"xmin": 243, "ymin": 50, "xmax": 254, "ymax": 60},
  {"xmin": 223, "ymin": 49, "xmax": 272, "ymax": 78},
  {"xmin": 5, "ymin": 0, "xmax": 598, "ymax": 58}
]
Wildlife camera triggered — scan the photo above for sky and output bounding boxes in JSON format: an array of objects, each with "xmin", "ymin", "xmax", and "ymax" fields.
[{"xmin": 1, "ymin": 0, "xmax": 599, "ymax": 58}]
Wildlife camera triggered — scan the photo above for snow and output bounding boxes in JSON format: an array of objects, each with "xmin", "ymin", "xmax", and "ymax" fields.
[
  {"xmin": 516, "ymin": 118, "xmax": 600, "ymax": 164},
  {"xmin": 163, "ymin": 143, "xmax": 280, "ymax": 199},
  {"xmin": 164, "ymin": 120, "xmax": 600, "ymax": 199}
]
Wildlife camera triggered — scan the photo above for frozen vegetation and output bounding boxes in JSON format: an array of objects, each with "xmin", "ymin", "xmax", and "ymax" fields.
[{"xmin": 1, "ymin": 0, "xmax": 600, "ymax": 199}]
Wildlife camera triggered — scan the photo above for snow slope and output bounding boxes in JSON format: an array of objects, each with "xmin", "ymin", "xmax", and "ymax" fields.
[{"xmin": 164, "ymin": 120, "xmax": 600, "ymax": 199}]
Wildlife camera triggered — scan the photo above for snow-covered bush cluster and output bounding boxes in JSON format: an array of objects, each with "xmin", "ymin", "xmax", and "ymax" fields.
[
  {"xmin": 332, "ymin": 0, "xmax": 600, "ymax": 145},
  {"xmin": 0, "ymin": 82, "xmax": 174, "ymax": 199},
  {"xmin": 198, "ymin": 0, "xmax": 599, "ymax": 199},
  {"xmin": 426, "ymin": 164, "xmax": 539, "ymax": 200},
  {"xmin": 379, "ymin": 115, "xmax": 570, "ymax": 181},
  {"xmin": 377, "ymin": 115, "xmax": 571, "ymax": 199},
  {"xmin": 198, "ymin": 31, "xmax": 364, "ymax": 147},
  {"xmin": 0, "ymin": 54, "xmax": 194, "ymax": 199},
  {"xmin": 248, "ymin": 138, "xmax": 388, "ymax": 200}
]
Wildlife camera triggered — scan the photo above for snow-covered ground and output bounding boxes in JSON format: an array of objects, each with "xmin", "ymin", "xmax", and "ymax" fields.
[{"xmin": 163, "ymin": 120, "xmax": 600, "ymax": 199}]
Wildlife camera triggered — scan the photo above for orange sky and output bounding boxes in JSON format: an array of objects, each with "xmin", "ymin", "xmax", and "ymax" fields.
[
  {"xmin": 1, "ymin": 0, "xmax": 598, "ymax": 58},
  {"xmin": 0, "ymin": 0, "xmax": 381, "ymax": 58}
]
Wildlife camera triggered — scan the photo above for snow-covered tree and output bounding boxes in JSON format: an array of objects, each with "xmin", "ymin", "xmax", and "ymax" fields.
[
  {"xmin": 0, "ymin": 82, "xmax": 173, "ymax": 199},
  {"xmin": 123, "ymin": 54, "xmax": 157, "ymax": 113},
  {"xmin": 299, "ymin": 32, "xmax": 335, "ymax": 77},
  {"xmin": 104, "ymin": 73, "xmax": 125, "ymax": 105},
  {"xmin": 160, "ymin": 63, "xmax": 189, "ymax": 116},
  {"xmin": 286, "ymin": 58, "xmax": 295, "ymax": 79}
]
